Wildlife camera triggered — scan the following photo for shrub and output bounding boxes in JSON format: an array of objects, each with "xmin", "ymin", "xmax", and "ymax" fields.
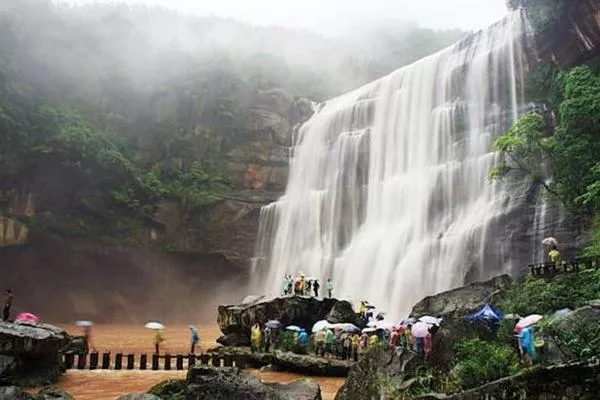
[{"xmin": 452, "ymin": 339, "xmax": 521, "ymax": 390}]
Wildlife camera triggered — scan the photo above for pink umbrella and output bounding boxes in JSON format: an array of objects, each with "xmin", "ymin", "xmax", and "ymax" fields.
[
  {"xmin": 514, "ymin": 314, "xmax": 543, "ymax": 333},
  {"xmin": 15, "ymin": 313, "xmax": 39, "ymax": 325},
  {"xmin": 411, "ymin": 322, "xmax": 432, "ymax": 338}
]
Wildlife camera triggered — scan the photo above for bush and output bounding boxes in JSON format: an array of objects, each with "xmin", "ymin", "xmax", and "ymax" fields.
[
  {"xmin": 540, "ymin": 314, "xmax": 600, "ymax": 361},
  {"xmin": 452, "ymin": 339, "xmax": 521, "ymax": 390}
]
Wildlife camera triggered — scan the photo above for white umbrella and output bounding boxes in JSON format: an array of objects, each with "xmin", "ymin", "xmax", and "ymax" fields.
[
  {"xmin": 542, "ymin": 237, "xmax": 558, "ymax": 246},
  {"xmin": 411, "ymin": 322, "xmax": 432, "ymax": 338},
  {"xmin": 374, "ymin": 320, "xmax": 396, "ymax": 331},
  {"xmin": 418, "ymin": 316, "xmax": 442, "ymax": 325},
  {"xmin": 515, "ymin": 314, "xmax": 543, "ymax": 332},
  {"xmin": 75, "ymin": 320, "xmax": 94, "ymax": 327},
  {"xmin": 145, "ymin": 322, "xmax": 165, "ymax": 330},
  {"xmin": 362, "ymin": 327, "xmax": 377, "ymax": 333},
  {"xmin": 311, "ymin": 320, "xmax": 332, "ymax": 333}
]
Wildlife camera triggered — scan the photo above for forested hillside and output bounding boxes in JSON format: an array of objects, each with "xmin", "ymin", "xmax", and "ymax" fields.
[{"xmin": 0, "ymin": 0, "xmax": 465, "ymax": 246}]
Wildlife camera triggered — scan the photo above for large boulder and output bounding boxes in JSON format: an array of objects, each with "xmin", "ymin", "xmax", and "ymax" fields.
[
  {"xmin": 217, "ymin": 333, "xmax": 251, "ymax": 347},
  {"xmin": 37, "ymin": 387, "xmax": 75, "ymax": 400},
  {"xmin": 116, "ymin": 395, "xmax": 162, "ymax": 400},
  {"xmin": 184, "ymin": 366, "xmax": 322, "ymax": 400},
  {"xmin": 218, "ymin": 296, "xmax": 360, "ymax": 338},
  {"xmin": 0, "ymin": 322, "xmax": 71, "ymax": 387},
  {"xmin": 0, "ymin": 386, "xmax": 37, "ymax": 400}
]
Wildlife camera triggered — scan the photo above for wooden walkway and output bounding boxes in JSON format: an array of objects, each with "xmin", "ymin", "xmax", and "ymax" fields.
[{"xmin": 63, "ymin": 352, "xmax": 245, "ymax": 371}]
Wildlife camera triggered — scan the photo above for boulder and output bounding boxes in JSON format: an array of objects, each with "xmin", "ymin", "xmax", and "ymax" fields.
[
  {"xmin": 264, "ymin": 379, "xmax": 321, "ymax": 400},
  {"xmin": 62, "ymin": 337, "xmax": 87, "ymax": 355},
  {"xmin": 148, "ymin": 379, "xmax": 187, "ymax": 398},
  {"xmin": 185, "ymin": 365, "xmax": 322, "ymax": 400},
  {"xmin": 37, "ymin": 387, "xmax": 75, "ymax": 400},
  {"xmin": 0, "ymin": 386, "xmax": 37, "ymax": 400},
  {"xmin": 410, "ymin": 275, "xmax": 512, "ymax": 346},
  {"xmin": 0, "ymin": 322, "xmax": 71, "ymax": 387},
  {"xmin": 335, "ymin": 344, "xmax": 421, "ymax": 400},
  {"xmin": 218, "ymin": 296, "xmax": 360, "ymax": 338},
  {"xmin": 217, "ymin": 333, "xmax": 251, "ymax": 347}
]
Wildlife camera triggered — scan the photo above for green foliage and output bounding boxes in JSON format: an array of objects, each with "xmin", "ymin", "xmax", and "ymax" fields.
[
  {"xmin": 506, "ymin": 0, "xmax": 570, "ymax": 31},
  {"xmin": 452, "ymin": 339, "xmax": 521, "ymax": 390},
  {"xmin": 540, "ymin": 314, "xmax": 600, "ymax": 361},
  {"xmin": 501, "ymin": 267, "xmax": 600, "ymax": 316}
]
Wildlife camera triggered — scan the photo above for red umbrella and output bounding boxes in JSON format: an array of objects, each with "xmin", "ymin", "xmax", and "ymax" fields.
[{"xmin": 15, "ymin": 313, "xmax": 39, "ymax": 325}]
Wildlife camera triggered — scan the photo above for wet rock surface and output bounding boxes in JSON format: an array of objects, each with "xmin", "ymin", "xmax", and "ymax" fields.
[
  {"xmin": 218, "ymin": 296, "xmax": 360, "ymax": 337},
  {"xmin": 0, "ymin": 322, "xmax": 71, "ymax": 387}
]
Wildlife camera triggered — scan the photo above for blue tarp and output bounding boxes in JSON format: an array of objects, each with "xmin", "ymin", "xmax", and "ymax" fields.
[{"xmin": 468, "ymin": 303, "xmax": 504, "ymax": 322}]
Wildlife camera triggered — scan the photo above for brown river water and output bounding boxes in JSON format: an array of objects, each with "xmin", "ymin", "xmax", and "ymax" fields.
[{"xmin": 49, "ymin": 324, "xmax": 344, "ymax": 400}]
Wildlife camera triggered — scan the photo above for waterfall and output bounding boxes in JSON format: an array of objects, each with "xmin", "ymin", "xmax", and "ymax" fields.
[{"xmin": 252, "ymin": 11, "xmax": 536, "ymax": 319}]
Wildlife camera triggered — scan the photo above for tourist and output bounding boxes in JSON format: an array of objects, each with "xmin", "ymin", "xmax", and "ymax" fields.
[
  {"xmin": 326, "ymin": 279, "xmax": 334, "ymax": 298},
  {"xmin": 251, "ymin": 323, "xmax": 262, "ymax": 353},
  {"xmin": 307, "ymin": 280, "xmax": 313, "ymax": 296},
  {"xmin": 313, "ymin": 279, "xmax": 320, "ymax": 298},
  {"xmin": 3, "ymin": 289, "xmax": 13, "ymax": 322},
  {"xmin": 325, "ymin": 328, "xmax": 334, "ymax": 358},
  {"xmin": 300, "ymin": 273, "xmax": 306, "ymax": 295},
  {"xmin": 549, "ymin": 245, "xmax": 561, "ymax": 267},
  {"xmin": 294, "ymin": 276, "xmax": 302, "ymax": 295},
  {"xmin": 397, "ymin": 325, "xmax": 406, "ymax": 349},
  {"xmin": 404, "ymin": 324, "xmax": 414, "ymax": 351},
  {"xmin": 359, "ymin": 332, "xmax": 368, "ymax": 351},
  {"xmin": 264, "ymin": 326, "xmax": 272, "ymax": 353},
  {"xmin": 314, "ymin": 329, "xmax": 326, "ymax": 356},
  {"xmin": 351, "ymin": 333, "xmax": 360, "ymax": 361},
  {"xmin": 359, "ymin": 301, "xmax": 367, "ymax": 318},
  {"xmin": 154, "ymin": 329, "xmax": 164, "ymax": 355},
  {"xmin": 343, "ymin": 333, "xmax": 352, "ymax": 359},
  {"xmin": 390, "ymin": 328, "xmax": 400, "ymax": 347},
  {"xmin": 298, "ymin": 330, "xmax": 309, "ymax": 345},
  {"xmin": 189, "ymin": 325, "xmax": 200, "ymax": 354},
  {"xmin": 83, "ymin": 326, "xmax": 94, "ymax": 353},
  {"xmin": 369, "ymin": 333, "xmax": 379, "ymax": 346}
]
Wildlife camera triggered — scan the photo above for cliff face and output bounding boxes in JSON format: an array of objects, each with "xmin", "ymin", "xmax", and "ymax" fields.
[{"xmin": 0, "ymin": 89, "xmax": 312, "ymax": 322}]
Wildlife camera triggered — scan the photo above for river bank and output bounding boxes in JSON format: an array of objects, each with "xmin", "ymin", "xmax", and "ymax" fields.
[{"xmin": 51, "ymin": 324, "xmax": 344, "ymax": 400}]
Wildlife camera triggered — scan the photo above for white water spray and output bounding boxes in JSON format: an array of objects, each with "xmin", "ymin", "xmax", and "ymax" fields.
[{"xmin": 253, "ymin": 12, "xmax": 535, "ymax": 319}]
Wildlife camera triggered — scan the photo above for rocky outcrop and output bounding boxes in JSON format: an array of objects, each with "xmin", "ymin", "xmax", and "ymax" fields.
[
  {"xmin": 0, "ymin": 322, "xmax": 71, "ymax": 387},
  {"xmin": 415, "ymin": 361, "xmax": 600, "ymax": 400},
  {"xmin": 335, "ymin": 344, "xmax": 420, "ymax": 400},
  {"xmin": 0, "ymin": 386, "xmax": 74, "ymax": 400},
  {"xmin": 37, "ymin": 387, "xmax": 75, "ymax": 400},
  {"xmin": 116, "ymin": 395, "xmax": 162, "ymax": 400},
  {"xmin": 410, "ymin": 275, "xmax": 512, "ymax": 346},
  {"xmin": 210, "ymin": 347, "xmax": 353, "ymax": 377},
  {"xmin": 218, "ymin": 296, "xmax": 360, "ymax": 337},
  {"xmin": 179, "ymin": 366, "xmax": 321, "ymax": 400}
]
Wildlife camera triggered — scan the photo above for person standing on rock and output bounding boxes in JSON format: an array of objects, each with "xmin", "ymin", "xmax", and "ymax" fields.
[
  {"xmin": 313, "ymin": 280, "xmax": 320, "ymax": 298},
  {"xmin": 264, "ymin": 326, "xmax": 272, "ymax": 352},
  {"xmin": 154, "ymin": 329, "xmax": 164, "ymax": 355},
  {"xmin": 326, "ymin": 279, "xmax": 334, "ymax": 298},
  {"xmin": 3, "ymin": 290, "xmax": 13, "ymax": 321}
]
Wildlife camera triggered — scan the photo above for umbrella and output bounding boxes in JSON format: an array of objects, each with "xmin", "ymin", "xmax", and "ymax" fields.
[
  {"xmin": 374, "ymin": 320, "xmax": 396, "ymax": 331},
  {"xmin": 504, "ymin": 313, "xmax": 521, "ymax": 320},
  {"xmin": 75, "ymin": 320, "xmax": 94, "ymax": 327},
  {"xmin": 365, "ymin": 304, "xmax": 376, "ymax": 309},
  {"xmin": 265, "ymin": 320, "xmax": 282, "ymax": 329},
  {"xmin": 411, "ymin": 322, "xmax": 432, "ymax": 338},
  {"xmin": 15, "ymin": 313, "xmax": 39, "ymax": 325},
  {"xmin": 362, "ymin": 327, "xmax": 377, "ymax": 333},
  {"xmin": 469, "ymin": 304, "xmax": 504, "ymax": 322},
  {"xmin": 332, "ymin": 323, "xmax": 361, "ymax": 333},
  {"xmin": 514, "ymin": 314, "xmax": 543, "ymax": 332},
  {"xmin": 285, "ymin": 325, "xmax": 305, "ymax": 332},
  {"xmin": 145, "ymin": 322, "xmax": 165, "ymax": 330},
  {"xmin": 542, "ymin": 237, "xmax": 559, "ymax": 246},
  {"xmin": 419, "ymin": 316, "xmax": 442, "ymax": 325},
  {"xmin": 400, "ymin": 317, "xmax": 417, "ymax": 326},
  {"xmin": 311, "ymin": 320, "xmax": 332, "ymax": 333},
  {"xmin": 552, "ymin": 308, "xmax": 572, "ymax": 318}
]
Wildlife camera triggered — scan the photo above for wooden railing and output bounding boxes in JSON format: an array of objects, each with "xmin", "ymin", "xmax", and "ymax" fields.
[
  {"xmin": 62, "ymin": 352, "xmax": 245, "ymax": 371},
  {"xmin": 529, "ymin": 257, "xmax": 600, "ymax": 277}
]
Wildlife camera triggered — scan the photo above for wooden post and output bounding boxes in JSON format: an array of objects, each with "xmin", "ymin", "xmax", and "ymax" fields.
[
  {"xmin": 101, "ymin": 353, "xmax": 111, "ymax": 369},
  {"xmin": 89, "ymin": 352, "xmax": 99, "ymax": 370},
  {"xmin": 152, "ymin": 354, "xmax": 159, "ymax": 370},
  {"xmin": 77, "ymin": 353, "xmax": 86, "ymax": 369},
  {"xmin": 126, "ymin": 354, "xmax": 135, "ymax": 370},
  {"xmin": 234, "ymin": 354, "xmax": 246, "ymax": 369},
  {"xmin": 176, "ymin": 354, "xmax": 184, "ymax": 370},
  {"xmin": 211, "ymin": 355, "xmax": 221, "ymax": 367},
  {"xmin": 64, "ymin": 353, "xmax": 75, "ymax": 369},
  {"xmin": 164, "ymin": 354, "xmax": 172, "ymax": 370},
  {"xmin": 115, "ymin": 353, "xmax": 123, "ymax": 370},
  {"xmin": 535, "ymin": 264, "xmax": 543, "ymax": 276},
  {"xmin": 528, "ymin": 264, "xmax": 535, "ymax": 276},
  {"xmin": 223, "ymin": 354, "xmax": 234, "ymax": 367},
  {"xmin": 140, "ymin": 354, "xmax": 148, "ymax": 370},
  {"xmin": 199, "ymin": 354, "xmax": 210, "ymax": 365},
  {"xmin": 188, "ymin": 354, "xmax": 196, "ymax": 368}
]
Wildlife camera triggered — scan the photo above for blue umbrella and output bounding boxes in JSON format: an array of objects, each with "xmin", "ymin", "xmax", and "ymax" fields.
[
  {"xmin": 285, "ymin": 325, "xmax": 305, "ymax": 332},
  {"xmin": 468, "ymin": 304, "xmax": 504, "ymax": 322},
  {"xmin": 265, "ymin": 320, "xmax": 282, "ymax": 329}
]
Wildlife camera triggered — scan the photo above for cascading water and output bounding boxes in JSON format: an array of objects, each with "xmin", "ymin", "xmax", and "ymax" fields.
[{"xmin": 252, "ymin": 11, "xmax": 536, "ymax": 319}]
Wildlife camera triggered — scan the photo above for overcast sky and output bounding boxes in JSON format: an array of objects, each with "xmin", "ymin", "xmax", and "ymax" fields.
[{"xmin": 64, "ymin": 0, "xmax": 509, "ymax": 36}]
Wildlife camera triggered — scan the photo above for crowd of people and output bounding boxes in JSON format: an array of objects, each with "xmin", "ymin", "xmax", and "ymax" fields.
[{"xmin": 282, "ymin": 273, "xmax": 335, "ymax": 298}]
